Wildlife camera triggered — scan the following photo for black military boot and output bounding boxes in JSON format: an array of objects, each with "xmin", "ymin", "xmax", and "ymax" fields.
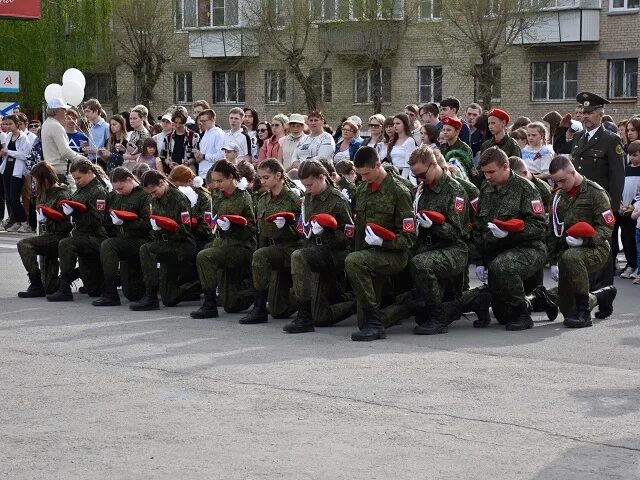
[
  {"xmin": 92, "ymin": 278, "xmax": 121, "ymax": 307},
  {"xmin": 563, "ymin": 294, "xmax": 592, "ymax": 328},
  {"xmin": 352, "ymin": 306, "xmax": 386, "ymax": 341},
  {"xmin": 18, "ymin": 270, "xmax": 45, "ymax": 298},
  {"xmin": 283, "ymin": 299, "xmax": 315, "ymax": 333},
  {"xmin": 526, "ymin": 285, "xmax": 559, "ymax": 321},
  {"xmin": 505, "ymin": 302, "xmax": 534, "ymax": 331},
  {"xmin": 129, "ymin": 286, "xmax": 160, "ymax": 311},
  {"xmin": 190, "ymin": 290, "xmax": 219, "ymax": 319},
  {"xmin": 239, "ymin": 289, "xmax": 269, "ymax": 324},
  {"xmin": 470, "ymin": 290, "xmax": 492, "ymax": 328},
  {"xmin": 414, "ymin": 304, "xmax": 448, "ymax": 335},
  {"xmin": 592, "ymin": 286, "xmax": 617, "ymax": 319},
  {"xmin": 46, "ymin": 273, "xmax": 74, "ymax": 302}
]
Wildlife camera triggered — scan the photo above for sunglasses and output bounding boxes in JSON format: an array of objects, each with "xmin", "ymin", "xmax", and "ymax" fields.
[
  {"xmin": 29, "ymin": 124, "xmax": 40, "ymax": 128},
  {"xmin": 368, "ymin": 123, "xmax": 381, "ymax": 127},
  {"xmin": 411, "ymin": 163, "xmax": 434, "ymax": 181},
  {"xmin": 257, "ymin": 128, "xmax": 268, "ymax": 133}
]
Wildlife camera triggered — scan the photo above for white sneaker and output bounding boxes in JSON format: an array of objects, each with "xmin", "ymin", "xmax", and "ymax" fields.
[
  {"xmin": 0, "ymin": 219, "xmax": 9, "ymax": 231},
  {"xmin": 17, "ymin": 222, "xmax": 32, "ymax": 233},
  {"xmin": 6, "ymin": 223, "xmax": 20, "ymax": 233},
  {"xmin": 620, "ymin": 266, "xmax": 635, "ymax": 279}
]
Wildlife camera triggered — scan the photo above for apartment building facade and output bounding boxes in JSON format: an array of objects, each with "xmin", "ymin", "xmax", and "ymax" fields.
[{"xmin": 108, "ymin": 0, "xmax": 640, "ymax": 126}]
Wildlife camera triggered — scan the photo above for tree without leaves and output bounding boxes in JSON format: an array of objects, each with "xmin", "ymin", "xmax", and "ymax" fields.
[
  {"xmin": 111, "ymin": 0, "xmax": 177, "ymax": 107},
  {"xmin": 435, "ymin": 0, "xmax": 554, "ymax": 110}
]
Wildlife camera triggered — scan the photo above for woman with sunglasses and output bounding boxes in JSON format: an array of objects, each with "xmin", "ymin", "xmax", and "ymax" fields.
[{"xmin": 256, "ymin": 121, "xmax": 276, "ymax": 162}]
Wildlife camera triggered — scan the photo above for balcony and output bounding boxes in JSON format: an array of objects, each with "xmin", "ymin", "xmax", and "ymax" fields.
[
  {"xmin": 188, "ymin": 29, "xmax": 259, "ymax": 58},
  {"xmin": 317, "ymin": 20, "xmax": 403, "ymax": 53},
  {"xmin": 511, "ymin": 1, "xmax": 600, "ymax": 45}
]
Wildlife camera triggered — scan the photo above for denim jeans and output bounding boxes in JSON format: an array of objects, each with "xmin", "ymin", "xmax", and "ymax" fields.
[{"xmin": 636, "ymin": 228, "xmax": 640, "ymax": 274}]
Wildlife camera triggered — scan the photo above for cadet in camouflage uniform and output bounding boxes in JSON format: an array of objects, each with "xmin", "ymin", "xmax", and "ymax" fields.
[
  {"xmin": 130, "ymin": 170, "xmax": 197, "ymax": 311},
  {"xmin": 481, "ymin": 109, "xmax": 522, "ymax": 159},
  {"xmin": 345, "ymin": 146, "xmax": 416, "ymax": 341},
  {"xmin": 47, "ymin": 159, "xmax": 109, "ymax": 301},
  {"xmin": 407, "ymin": 145, "xmax": 469, "ymax": 335},
  {"xmin": 473, "ymin": 147, "xmax": 547, "ymax": 330},
  {"xmin": 240, "ymin": 159, "xmax": 301, "ymax": 324},
  {"xmin": 190, "ymin": 160, "xmax": 257, "ymax": 319},
  {"xmin": 17, "ymin": 162, "xmax": 72, "ymax": 297},
  {"xmin": 509, "ymin": 156, "xmax": 552, "ymax": 213},
  {"xmin": 547, "ymin": 155, "xmax": 617, "ymax": 327},
  {"xmin": 92, "ymin": 167, "xmax": 153, "ymax": 306},
  {"xmin": 283, "ymin": 160, "xmax": 355, "ymax": 334}
]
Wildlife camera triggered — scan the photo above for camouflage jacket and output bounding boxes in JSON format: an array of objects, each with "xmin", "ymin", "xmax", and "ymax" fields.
[
  {"xmin": 301, "ymin": 185, "xmax": 354, "ymax": 251},
  {"xmin": 108, "ymin": 185, "xmax": 153, "ymax": 240},
  {"xmin": 150, "ymin": 186, "xmax": 195, "ymax": 244},
  {"xmin": 256, "ymin": 184, "xmax": 301, "ymax": 247},
  {"xmin": 37, "ymin": 184, "xmax": 72, "ymax": 236},
  {"xmin": 211, "ymin": 187, "xmax": 257, "ymax": 250},
  {"xmin": 70, "ymin": 177, "xmax": 109, "ymax": 238}
]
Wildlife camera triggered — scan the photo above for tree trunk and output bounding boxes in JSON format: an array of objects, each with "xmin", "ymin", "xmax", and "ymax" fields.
[
  {"xmin": 289, "ymin": 63, "xmax": 318, "ymax": 112},
  {"xmin": 371, "ymin": 59, "xmax": 382, "ymax": 114},
  {"xmin": 477, "ymin": 58, "xmax": 494, "ymax": 111}
]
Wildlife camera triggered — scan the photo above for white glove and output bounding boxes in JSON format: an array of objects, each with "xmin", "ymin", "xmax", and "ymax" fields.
[
  {"xmin": 311, "ymin": 220, "xmax": 324, "ymax": 236},
  {"xmin": 550, "ymin": 265, "xmax": 559, "ymax": 282},
  {"xmin": 565, "ymin": 235, "xmax": 584, "ymax": 247},
  {"xmin": 416, "ymin": 212, "xmax": 433, "ymax": 229},
  {"xmin": 36, "ymin": 208, "xmax": 46, "ymax": 223},
  {"xmin": 216, "ymin": 217, "xmax": 231, "ymax": 231},
  {"xmin": 487, "ymin": 222, "xmax": 508, "ymax": 239},
  {"xmin": 62, "ymin": 203, "xmax": 74, "ymax": 216},
  {"xmin": 110, "ymin": 211, "xmax": 124, "ymax": 226},
  {"xmin": 150, "ymin": 219, "xmax": 161, "ymax": 231},
  {"xmin": 364, "ymin": 226, "xmax": 384, "ymax": 246},
  {"xmin": 274, "ymin": 217, "xmax": 287, "ymax": 229},
  {"xmin": 475, "ymin": 265, "xmax": 488, "ymax": 283},
  {"xmin": 340, "ymin": 188, "xmax": 351, "ymax": 201}
]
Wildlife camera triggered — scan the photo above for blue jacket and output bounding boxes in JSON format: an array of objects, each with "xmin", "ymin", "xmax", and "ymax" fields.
[{"xmin": 335, "ymin": 138, "xmax": 362, "ymax": 160}]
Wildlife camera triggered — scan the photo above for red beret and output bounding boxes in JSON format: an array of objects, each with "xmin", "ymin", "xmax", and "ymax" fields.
[
  {"xmin": 441, "ymin": 116, "xmax": 462, "ymax": 131},
  {"xmin": 150, "ymin": 214, "xmax": 179, "ymax": 232},
  {"xmin": 265, "ymin": 211, "xmax": 296, "ymax": 223},
  {"xmin": 488, "ymin": 108, "xmax": 510, "ymax": 124},
  {"xmin": 219, "ymin": 214, "xmax": 248, "ymax": 227},
  {"xmin": 110, "ymin": 209, "xmax": 139, "ymax": 221},
  {"xmin": 566, "ymin": 221, "xmax": 597, "ymax": 238},
  {"xmin": 59, "ymin": 199, "xmax": 88, "ymax": 213},
  {"xmin": 366, "ymin": 223, "xmax": 396, "ymax": 241},
  {"xmin": 311, "ymin": 213, "xmax": 338, "ymax": 230},
  {"xmin": 492, "ymin": 218, "xmax": 525, "ymax": 233},
  {"xmin": 419, "ymin": 210, "xmax": 445, "ymax": 225},
  {"xmin": 37, "ymin": 204, "xmax": 64, "ymax": 222}
]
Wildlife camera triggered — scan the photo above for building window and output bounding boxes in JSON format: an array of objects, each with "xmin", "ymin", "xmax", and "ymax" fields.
[
  {"xmin": 84, "ymin": 73, "xmax": 112, "ymax": 103},
  {"xmin": 610, "ymin": 0, "xmax": 640, "ymax": 11},
  {"xmin": 531, "ymin": 61, "xmax": 577, "ymax": 101},
  {"xmin": 417, "ymin": 66, "xmax": 442, "ymax": 103},
  {"xmin": 313, "ymin": 69, "xmax": 332, "ymax": 103},
  {"xmin": 174, "ymin": 72, "xmax": 193, "ymax": 103},
  {"xmin": 311, "ymin": 0, "xmax": 403, "ymax": 21},
  {"xmin": 609, "ymin": 59, "xmax": 638, "ymax": 99},
  {"xmin": 474, "ymin": 64, "xmax": 502, "ymax": 103},
  {"xmin": 419, "ymin": 0, "xmax": 441, "ymax": 19},
  {"xmin": 354, "ymin": 67, "xmax": 391, "ymax": 104},
  {"xmin": 265, "ymin": 70, "xmax": 286, "ymax": 104},
  {"xmin": 212, "ymin": 71, "xmax": 245, "ymax": 104},
  {"xmin": 182, "ymin": 0, "xmax": 238, "ymax": 28}
]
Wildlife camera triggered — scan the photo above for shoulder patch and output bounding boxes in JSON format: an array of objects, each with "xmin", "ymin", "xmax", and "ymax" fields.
[
  {"xmin": 181, "ymin": 211, "xmax": 190, "ymax": 225},
  {"xmin": 402, "ymin": 217, "xmax": 416, "ymax": 233},
  {"xmin": 454, "ymin": 195, "xmax": 465, "ymax": 213},
  {"xmin": 616, "ymin": 144, "xmax": 623, "ymax": 155},
  {"xmin": 470, "ymin": 197, "xmax": 479, "ymax": 213},
  {"xmin": 96, "ymin": 199, "xmax": 106, "ymax": 211},
  {"xmin": 601, "ymin": 209, "xmax": 615, "ymax": 226},
  {"xmin": 344, "ymin": 224, "xmax": 355, "ymax": 238},
  {"xmin": 531, "ymin": 199, "xmax": 544, "ymax": 215}
]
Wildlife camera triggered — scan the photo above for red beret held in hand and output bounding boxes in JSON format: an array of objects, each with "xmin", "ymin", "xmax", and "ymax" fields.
[
  {"xmin": 566, "ymin": 221, "xmax": 597, "ymax": 238},
  {"xmin": 219, "ymin": 214, "xmax": 248, "ymax": 227},
  {"xmin": 59, "ymin": 199, "xmax": 88, "ymax": 213},
  {"xmin": 419, "ymin": 210, "xmax": 446, "ymax": 225},
  {"xmin": 367, "ymin": 223, "xmax": 396, "ymax": 240},
  {"xmin": 265, "ymin": 211, "xmax": 296, "ymax": 223},
  {"xmin": 37, "ymin": 205, "xmax": 64, "ymax": 222},
  {"xmin": 311, "ymin": 213, "xmax": 338, "ymax": 230},
  {"xmin": 492, "ymin": 218, "xmax": 525, "ymax": 233},
  {"xmin": 110, "ymin": 209, "xmax": 139, "ymax": 221},
  {"xmin": 150, "ymin": 215, "xmax": 179, "ymax": 232}
]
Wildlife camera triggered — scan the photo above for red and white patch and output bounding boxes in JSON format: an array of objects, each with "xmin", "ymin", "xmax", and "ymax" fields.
[
  {"xmin": 344, "ymin": 224, "xmax": 355, "ymax": 238},
  {"xmin": 470, "ymin": 197, "xmax": 479, "ymax": 214},
  {"xmin": 402, "ymin": 217, "xmax": 416, "ymax": 233},
  {"xmin": 96, "ymin": 199, "xmax": 105, "ymax": 211},
  {"xmin": 454, "ymin": 195, "xmax": 465, "ymax": 213},
  {"xmin": 601, "ymin": 209, "xmax": 615, "ymax": 226},
  {"xmin": 204, "ymin": 211, "xmax": 212, "ymax": 224},
  {"xmin": 181, "ymin": 211, "xmax": 190, "ymax": 225},
  {"xmin": 531, "ymin": 199, "xmax": 544, "ymax": 215}
]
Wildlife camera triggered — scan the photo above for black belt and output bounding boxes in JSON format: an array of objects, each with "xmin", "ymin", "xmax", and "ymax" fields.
[{"xmin": 313, "ymin": 236, "xmax": 329, "ymax": 246}]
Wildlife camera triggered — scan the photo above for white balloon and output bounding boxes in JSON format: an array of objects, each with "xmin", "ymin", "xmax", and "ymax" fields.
[
  {"xmin": 44, "ymin": 83, "xmax": 63, "ymax": 103},
  {"xmin": 63, "ymin": 68, "xmax": 86, "ymax": 89},
  {"xmin": 62, "ymin": 79, "xmax": 85, "ymax": 106}
]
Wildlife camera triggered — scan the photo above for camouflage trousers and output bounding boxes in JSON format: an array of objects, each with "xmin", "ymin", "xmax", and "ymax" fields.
[
  {"xmin": 100, "ymin": 236, "xmax": 149, "ymax": 301},
  {"xmin": 58, "ymin": 234, "xmax": 106, "ymax": 296},
  {"xmin": 17, "ymin": 233, "xmax": 68, "ymax": 294},
  {"xmin": 410, "ymin": 243, "xmax": 468, "ymax": 304},
  {"xmin": 487, "ymin": 246, "xmax": 546, "ymax": 324},
  {"xmin": 252, "ymin": 244, "xmax": 297, "ymax": 319}
]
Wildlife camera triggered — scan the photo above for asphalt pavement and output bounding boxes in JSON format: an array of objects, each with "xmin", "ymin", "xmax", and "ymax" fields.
[{"xmin": 1, "ymin": 231, "xmax": 640, "ymax": 479}]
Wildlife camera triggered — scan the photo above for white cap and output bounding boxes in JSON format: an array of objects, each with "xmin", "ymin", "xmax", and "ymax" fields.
[
  {"xmin": 222, "ymin": 142, "xmax": 240, "ymax": 153},
  {"xmin": 48, "ymin": 98, "xmax": 71, "ymax": 110},
  {"xmin": 288, "ymin": 113, "xmax": 305, "ymax": 125},
  {"xmin": 570, "ymin": 120, "xmax": 583, "ymax": 132},
  {"xmin": 161, "ymin": 113, "xmax": 173, "ymax": 122}
]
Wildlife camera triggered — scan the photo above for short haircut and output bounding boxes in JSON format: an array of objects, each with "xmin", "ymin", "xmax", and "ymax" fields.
[
  {"xmin": 171, "ymin": 111, "xmax": 187, "ymax": 123},
  {"xmin": 440, "ymin": 97, "xmax": 461, "ymax": 112},
  {"xmin": 479, "ymin": 146, "xmax": 508, "ymax": 168},
  {"xmin": 419, "ymin": 102, "xmax": 439, "ymax": 117},
  {"xmin": 198, "ymin": 109, "xmax": 216, "ymax": 121},
  {"xmin": 404, "ymin": 104, "xmax": 419, "ymax": 115},
  {"xmin": 353, "ymin": 146, "xmax": 379, "ymax": 168},
  {"xmin": 467, "ymin": 103, "xmax": 483, "ymax": 113},
  {"xmin": 511, "ymin": 116, "xmax": 531, "ymax": 131},
  {"xmin": 229, "ymin": 107, "xmax": 244, "ymax": 117},
  {"xmin": 510, "ymin": 128, "xmax": 528, "ymax": 142},
  {"xmin": 508, "ymin": 156, "xmax": 527, "ymax": 175},
  {"xmin": 408, "ymin": 145, "xmax": 436, "ymax": 167},
  {"xmin": 272, "ymin": 113, "xmax": 289, "ymax": 126},
  {"xmin": 627, "ymin": 140, "xmax": 640, "ymax": 156},
  {"xmin": 308, "ymin": 110, "xmax": 324, "ymax": 121},
  {"xmin": 192, "ymin": 100, "xmax": 210, "ymax": 110},
  {"xmin": 341, "ymin": 119, "xmax": 359, "ymax": 136},
  {"xmin": 83, "ymin": 98, "xmax": 102, "ymax": 112},
  {"xmin": 335, "ymin": 159, "xmax": 355, "ymax": 176},
  {"xmin": 549, "ymin": 154, "xmax": 574, "ymax": 174}
]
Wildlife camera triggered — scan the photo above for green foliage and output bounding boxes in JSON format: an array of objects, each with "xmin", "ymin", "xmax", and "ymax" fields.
[{"xmin": 0, "ymin": 0, "xmax": 112, "ymax": 111}]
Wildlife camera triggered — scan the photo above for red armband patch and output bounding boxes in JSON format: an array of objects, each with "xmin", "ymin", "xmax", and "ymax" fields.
[
  {"xmin": 601, "ymin": 209, "xmax": 615, "ymax": 226},
  {"xmin": 402, "ymin": 217, "xmax": 416, "ymax": 233},
  {"xmin": 454, "ymin": 195, "xmax": 465, "ymax": 213},
  {"xmin": 180, "ymin": 211, "xmax": 190, "ymax": 225},
  {"xmin": 470, "ymin": 197, "xmax": 479, "ymax": 213},
  {"xmin": 96, "ymin": 199, "xmax": 106, "ymax": 211},
  {"xmin": 531, "ymin": 199, "xmax": 544, "ymax": 215},
  {"xmin": 344, "ymin": 224, "xmax": 355, "ymax": 238}
]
